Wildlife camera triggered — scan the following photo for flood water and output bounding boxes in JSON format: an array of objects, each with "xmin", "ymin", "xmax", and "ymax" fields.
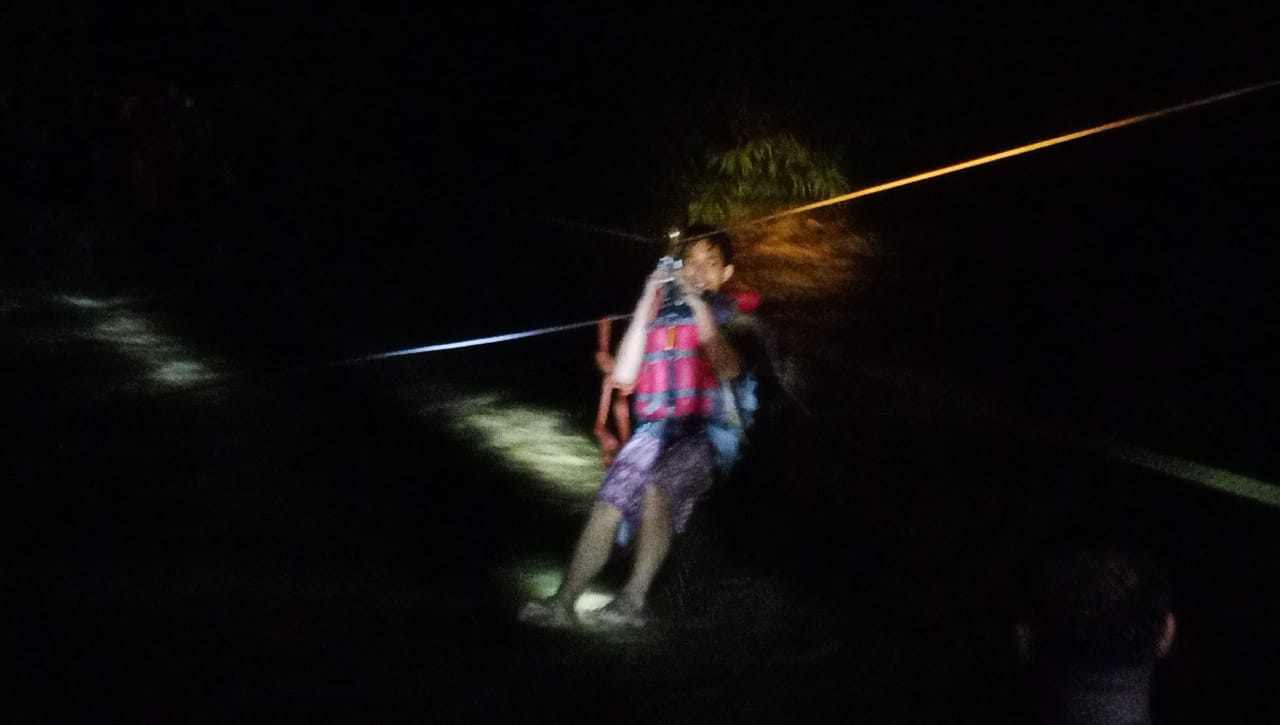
[{"xmin": 7, "ymin": 93, "xmax": 1280, "ymax": 723}]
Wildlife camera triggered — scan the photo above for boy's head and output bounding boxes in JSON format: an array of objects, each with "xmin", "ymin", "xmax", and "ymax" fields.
[
  {"xmin": 1017, "ymin": 541, "xmax": 1175, "ymax": 671},
  {"xmin": 678, "ymin": 223, "xmax": 735, "ymax": 294}
]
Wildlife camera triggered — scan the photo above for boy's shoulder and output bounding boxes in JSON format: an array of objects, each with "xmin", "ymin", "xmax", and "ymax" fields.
[
  {"xmin": 725, "ymin": 290, "xmax": 761, "ymax": 314},
  {"xmin": 713, "ymin": 290, "xmax": 761, "ymax": 325}
]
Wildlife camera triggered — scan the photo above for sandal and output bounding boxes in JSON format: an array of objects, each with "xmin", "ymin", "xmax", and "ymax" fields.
[
  {"xmin": 591, "ymin": 596, "xmax": 648, "ymax": 628},
  {"xmin": 518, "ymin": 598, "xmax": 577, "ymax": 629}
]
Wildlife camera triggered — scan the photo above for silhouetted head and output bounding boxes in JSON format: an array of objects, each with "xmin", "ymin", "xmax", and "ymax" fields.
[{"xmin": 1017, "ymin": 541, "xmax": 1175, "ymax": 672}]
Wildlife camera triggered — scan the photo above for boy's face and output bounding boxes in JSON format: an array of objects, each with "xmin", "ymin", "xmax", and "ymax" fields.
[{"xmin": 680, "ymin": 240, "xmax": 734, "ymax": 294}]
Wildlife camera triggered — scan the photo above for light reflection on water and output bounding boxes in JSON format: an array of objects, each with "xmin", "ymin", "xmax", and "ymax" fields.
[
  {"xmin": 56, "ymin": 294, "xmax": 115, "ymax": 309},
  {"xmin": 54, "ymin": 293, "xmax": 223, "ymax": 391},
  {"xmin": 504, "ymin": 561, "xmax": 613, "ymax": 613},
  {"xmin": 408, "ymin": 386, "xmax": 605, "ymax": 507},
  {"xmin": 400, "ymin": 384, "xmax": 624, "ymax": 622}
]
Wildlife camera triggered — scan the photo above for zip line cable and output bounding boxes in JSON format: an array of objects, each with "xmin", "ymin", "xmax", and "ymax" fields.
[
  {"xmin": 160, "ymin": 79, "xmax": 1280, "ymax": 507},
  {"xmin": 681, "ymin": 78, "xmax": 1280, "ymax": 240},
  {"xmin": 314, "ymin": 314, "xmax": 633, "ymax": 369},
  {"xmin": 339, "ymin": 78, "xmax": 1280, "ymax": 510},
  {"xmin": 358, "ymin": 79, "xmax": 1279, "ymax": 252},
  {"xmin": 350, "ymin": 78, "xmax": 1280, "ymax": 366}
]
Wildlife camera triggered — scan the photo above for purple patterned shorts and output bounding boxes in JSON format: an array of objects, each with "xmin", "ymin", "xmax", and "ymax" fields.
[{"xmin": 597, "ymin": 427, "xmax": 716, "ymax": 544}]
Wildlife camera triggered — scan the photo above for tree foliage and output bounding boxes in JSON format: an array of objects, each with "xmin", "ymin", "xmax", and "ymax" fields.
[
  {"xmin": 686, "ymin": 133, "xmax": 850, "ymax": 227},
  {"xmin": 681, "ymin": 131, "xmax": 875, "ymax": 303}
]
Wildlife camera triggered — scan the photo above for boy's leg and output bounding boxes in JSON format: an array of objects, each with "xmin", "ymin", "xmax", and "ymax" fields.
[
  {"xmin": 521, "ymin": 502, "xmax": 621, "ymax": 627},
  {"xmin": 554, "ymin": 501, "xmax": 622, "ymax": 606},
  {"xmin": 605, "ymin": 433, "xmax": 712, "ymax": 622},
  {"xmin": 616, "ymin": 483, "xmax": 674, "ymax": 611}
]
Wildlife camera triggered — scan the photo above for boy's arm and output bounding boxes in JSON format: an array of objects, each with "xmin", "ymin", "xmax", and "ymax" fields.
[
  {"xmin": 611, "ymin": 271, "xmax": 666, "ymax": 386},
  {"xmin": 682, "ymin": 282, "xmax": 741, "ymax": 381}
]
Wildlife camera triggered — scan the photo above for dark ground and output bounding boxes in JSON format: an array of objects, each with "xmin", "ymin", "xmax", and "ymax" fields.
[
  {"xmin": 5, "ymin": 267, "xmax": 1280, "ymax": 723},
  {"xmin": 6, "ymin": 45, "xmax": 1280, "ymax": 725}
]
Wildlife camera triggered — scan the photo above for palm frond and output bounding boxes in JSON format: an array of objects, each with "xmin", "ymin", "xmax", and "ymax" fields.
[{"xmin": 686, "ymin": 134, "xmax": 849, "ymax": 226}]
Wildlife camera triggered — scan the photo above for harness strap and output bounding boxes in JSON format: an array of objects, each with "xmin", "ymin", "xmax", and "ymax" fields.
[{"xmin": 593, "ymin": 316, "xmax": 634, "ymax": 466}]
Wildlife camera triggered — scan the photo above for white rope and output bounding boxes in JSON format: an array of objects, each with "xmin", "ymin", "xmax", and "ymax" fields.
[{"xmin": 321, "ymin": 314, "xmax": 633, "ymax": 368}]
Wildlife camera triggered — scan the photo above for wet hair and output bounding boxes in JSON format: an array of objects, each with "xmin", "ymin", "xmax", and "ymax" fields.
[
  {"xmin": 679, "ymin": 222, "xmax": 735, "ymax": 266},
  {"xmin": 1020, "ymin": 541, "xmax": 1172, "ymax": 668}
]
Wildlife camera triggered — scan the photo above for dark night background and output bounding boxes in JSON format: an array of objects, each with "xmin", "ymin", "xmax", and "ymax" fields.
[{"xmin": 5, "ymin": 2, "xmax": 1280, "ymax": 723}]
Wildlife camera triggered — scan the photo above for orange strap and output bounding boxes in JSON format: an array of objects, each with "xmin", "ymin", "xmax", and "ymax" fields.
[
  {"xmin": 593, "ymin": 288, "xmax": 669, "ymax": 467},
  {"xmin": 592, "ymin": 317, "xmax": 634, "ymax": 467}
]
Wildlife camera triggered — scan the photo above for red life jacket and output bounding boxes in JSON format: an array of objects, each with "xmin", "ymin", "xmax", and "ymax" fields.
[
  {"xmin": 632, "ymin": 287, "xmax": 741, "ymax": 423},
  {"xmin": 593, "ymin": 289, "xmax": 759, "ymax": 466}
]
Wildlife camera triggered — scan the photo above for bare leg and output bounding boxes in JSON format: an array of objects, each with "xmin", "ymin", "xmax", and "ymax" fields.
[
  {"xmin": 521, "ymin": 501, "xmax": 622, "ymax": 627},
  {"xmin": 553, "ymin": 501, "xmax": 622, "ymax": 607},
  {"xmin": 617, "ymin": 483, "xmax": 674, "ymax": 611}
]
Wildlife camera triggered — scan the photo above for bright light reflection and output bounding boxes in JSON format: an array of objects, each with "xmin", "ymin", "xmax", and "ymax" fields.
[
  {"xmin": 57, "ymin": 294, "xmax": 113, "ymax": 309},
  {"xmin": 505, "ymin": 561, "xmax": 613, "ymax": 614},
  {"xmin": 57, "ymin": 294, "xmax": 223, "ymax": 391},
  {"xmin": 54, "ymin": 293, "xmax": 152, "ymax": 310},
  {"xmin": 412, "ymin": 387, "xmax": 605, "ymax": 508},
  {"xmin": 406, "ymin": 388, "xmax": 627, "ymax": 626},
  {"xmin": 91, "ymin": 312, "xmax": 221, "ymax": 389}
]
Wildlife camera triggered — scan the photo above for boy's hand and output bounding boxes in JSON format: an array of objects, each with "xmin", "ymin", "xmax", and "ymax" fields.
[
  {"xmin": 675, "ymin": 272, "xmax": 708, "ymax": 309},
  {"xmin": 645, "ymin": 268, "xmax": 670, "ymax": 293},
  {"xmin": 637, "ymin": 268, "xmax": 670, "ymax": 306}
]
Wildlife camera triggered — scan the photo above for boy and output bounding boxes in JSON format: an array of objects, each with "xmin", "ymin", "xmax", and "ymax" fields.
[{"xmin": 519, "ymin": 224, "xmax": 746, "ymax": 628}]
